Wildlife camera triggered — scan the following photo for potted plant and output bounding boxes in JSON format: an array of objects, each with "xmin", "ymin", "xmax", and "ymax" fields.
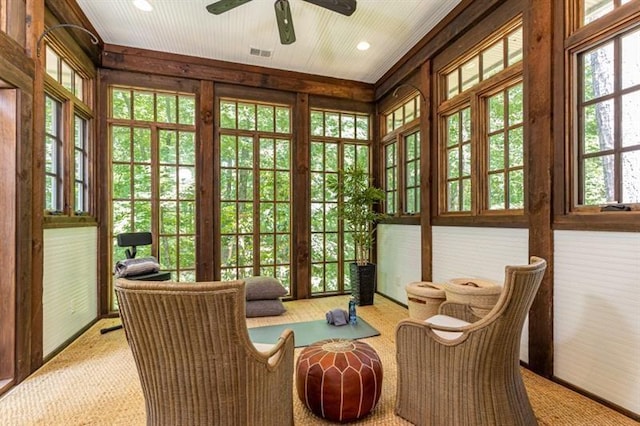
[{"xmin": 328, "ymin": 165, "xmax": 387, "ymax": 305}]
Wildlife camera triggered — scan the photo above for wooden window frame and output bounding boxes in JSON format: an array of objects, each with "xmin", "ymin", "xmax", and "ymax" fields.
[
  {"xmin": 439, "ymin": 102, "xmax": 473, "ymax": 215},
  {"xmin": 383, "ymin": 140, "xmax": 398, "ymax": 215},
  {"xmin": 109, "ymin": 86, "xmax": 198, "ymax": 286},
  {"xmin": 44, "ymin": 94, "xmax": 63, "ymax": 213},
  {"xmin": 43, "ymin": 41, "xmax": 94, "ymax": 223},
  {"xmin": 575, "ymin": 0, "xmax": 634, "ymax": 28},
  {"xmin": 0, "ymin": 1, "xmax": 6, "ymax": 34},
  {"xmin": 480, "ymin": 76, "xmax": 525, "ymax": 214},
  {"xmin": 309, "ymin": 108, "xmax": 371, "ymax": 296},
  {"xmin": 435, "ymin": 19, "xmax": 526, "ymax": 224},
  {"xmin": 554, "ymin": 0, "xmax": 640, "ymax": 230},
  {"xmin": 381, "ymin": 92, "xmax": 421, "ymax": 218},
  {"xmin": 404, "ymin": 130, "xmax": 421, "ymax": 215},
  {"xmin": 73, "ymin": 114, "xmax": 89, "ymax": 214},
  {"xmin": 218, "ymin": 97, "xmax": 294, "ymax": 290}
]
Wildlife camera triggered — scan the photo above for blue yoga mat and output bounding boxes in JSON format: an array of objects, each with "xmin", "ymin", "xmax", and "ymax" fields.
[{"xmin": 248, "ymin": 317, "xmax": 380, "ymax": 348}]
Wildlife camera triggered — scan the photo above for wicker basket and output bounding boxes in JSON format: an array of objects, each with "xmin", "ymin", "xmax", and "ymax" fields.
[
  {"xmin": 405, "ymin": 282, "xmax": 446, "ymax": 321},
  {"xmin": 444, "ymin": 278, "xmax": 501, "ymax": 316}
]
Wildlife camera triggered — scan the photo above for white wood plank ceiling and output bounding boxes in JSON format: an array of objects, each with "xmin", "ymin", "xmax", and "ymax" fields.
[{"xmin": 77, "ymin": 0, "xmax": 461, "ymax": 83}]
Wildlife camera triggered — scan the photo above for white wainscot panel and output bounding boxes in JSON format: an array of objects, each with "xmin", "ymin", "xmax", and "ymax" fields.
[
  {"xmin": 555, "ymin": 230, "xmax": 640, "ymax": 415},
  {"xmin": 432, "ymin": 226, "xmax": 531, "ymax": 360},
  {"xmin": 432, "ymin": 226, "xmax": 530, "ymax": 282},
  {"xmin": 376, "ymin": 224, "xmax": 421, "ymax": 305},
  {"xmin": 43, "ymin": 227, "xmax": 98, "ymax": 357}
]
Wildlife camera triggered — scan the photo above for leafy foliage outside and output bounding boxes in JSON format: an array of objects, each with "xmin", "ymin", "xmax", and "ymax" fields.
[
  {"xmin": 219, "ymin": 99, "xmax": 292, "ymax": 293},
  {"xmin": 442, "ymin": 24, "xmax": 525, "ymax": 214},
  {"xmin": 110, "ymin": 87, "xmax": 197, "ymax": 288},
  {"xmin": 309, "ymin": 109, "xmax": 370, "ymax": 294},
  {"xmin": 487, "ymin": 82, "xmax": 524, "ymax": 210},
  {"xmin": 579, "ymin": 33, "xmax": 640, "ymax": 206}
]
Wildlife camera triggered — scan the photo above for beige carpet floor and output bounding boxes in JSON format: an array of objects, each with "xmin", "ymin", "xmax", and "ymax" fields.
[{"xmin": 0, "ymin": 294, "xmax": 637, "ymax": 425}]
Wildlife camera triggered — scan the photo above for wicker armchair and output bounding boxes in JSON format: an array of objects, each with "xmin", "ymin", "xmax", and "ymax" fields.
[
  {"xmin": 395, "ymin": 256, "xmax": 547, "ymax": 426},
  {"xmin": 115, "ymin": 278, "xmax": 294, "ymax": 426}
]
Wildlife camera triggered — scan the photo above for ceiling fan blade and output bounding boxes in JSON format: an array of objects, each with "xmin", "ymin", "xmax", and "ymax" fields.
[
  {"xmin": 302, "ymin": 0, "xmax": 356, "ymax": 16},
  {"xmin": 206, "ymin": 0, "xmax": 253, "ymax": 15},
  {"xmin": 274, "ymin": 0, "xmax": 296, "ymax": 45}
]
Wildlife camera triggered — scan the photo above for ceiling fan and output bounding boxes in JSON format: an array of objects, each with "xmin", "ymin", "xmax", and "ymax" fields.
[{"xmin": 206, "ymin": 0, "xmax": 357, "ymax": 45}]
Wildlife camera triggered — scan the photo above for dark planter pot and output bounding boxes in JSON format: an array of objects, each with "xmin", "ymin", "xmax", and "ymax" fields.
[{"xmin": 349, "ymin": 262, "xmax": 376, "ymax": 306}]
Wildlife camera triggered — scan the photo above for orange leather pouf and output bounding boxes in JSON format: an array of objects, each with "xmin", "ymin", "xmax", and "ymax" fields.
[{"xmin": 296, "ymin": 338, "xmax": 383, "ymax": 423}]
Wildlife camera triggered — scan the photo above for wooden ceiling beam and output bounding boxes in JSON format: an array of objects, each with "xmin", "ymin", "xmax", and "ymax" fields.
[{"xmin": 102, "ymin": 44, "xmax": 375, "ymax": 102}]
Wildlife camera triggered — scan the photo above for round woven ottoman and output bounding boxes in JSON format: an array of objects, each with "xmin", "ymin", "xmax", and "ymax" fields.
[{"xmin": 296, "ymin": 339, "xmax": 383, "ymax": 422}]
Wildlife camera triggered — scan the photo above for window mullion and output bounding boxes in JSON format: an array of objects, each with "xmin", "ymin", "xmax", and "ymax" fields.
[
  {"xmin": 397, "ymin": 134, "xmax": 405, "ymax": 214},
  {"xmin": 253, "ymin": 133, "xmax": 261, "ymax": 277},
  {"xmin": 613, "ymin": 36, "xmax": 623, "ymax": 203},
  {"xmin": 470, "ymin": 94, "xmax": 481, "ymax": 215},
  {"xmin": 150, "ymin": 125, "xmax": 160, "ymax": 259},
  {"xmin": 62, "ymin": 99, "xmax": 74, "ymax": 215},
  {"xmin": 503, "ymin": 90, "xmax": 510, "ymax": 209}
]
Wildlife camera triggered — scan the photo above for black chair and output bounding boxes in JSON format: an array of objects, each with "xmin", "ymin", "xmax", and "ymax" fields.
[{"xmin": 100, "ymin": 232, "xmax": 171, "ymax": 334}]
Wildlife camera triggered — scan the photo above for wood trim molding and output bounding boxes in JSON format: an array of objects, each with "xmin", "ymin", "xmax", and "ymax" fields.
[
  {"xmin": 293, "ymin": 93, "xmax": 311, "ymax": 299},
  {"xmin": 375, "ymin": 0, "xmax": 511, "ymax": 99},
  {"xmin": 419, "ymin": 61, "xmax": 432, "ymax": 281},
  {"xmin": 44, "ymin": 0, "xmax": 102, "ymax": 63},
  {"xmin": 101, "ymin": 44, "xmax": 375, "ymax": 102},
  {"xmin": 197, "ymin": 80, "xmax": 215, "ymax": 282},
  {"xmin": 0, "ymin": 31, "xmax": 34, "ymax": 90},
  {"xmin": 524, "ymin": 0, "xmax": 554, "ymax": 378}
]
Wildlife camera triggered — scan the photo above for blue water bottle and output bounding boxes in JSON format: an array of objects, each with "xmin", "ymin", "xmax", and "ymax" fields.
[{"xmin": 348, "ymin": 297, "xmax": 357, "ymax": 325}]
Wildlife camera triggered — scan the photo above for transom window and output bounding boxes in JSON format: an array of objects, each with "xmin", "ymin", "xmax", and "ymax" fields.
[
  {"xmin": 445, "ymin": 27, "xmax": 522, "ymax": 100},
  {"xmin": 438, "ymin": 19, "xmax": 524, "ymax": 216},
  {"xmin": 310, "ymin": 109, "xmax": 370, "ymax": 295},
  {"xmin": 385, "ymin": 95, "xmax": 420, "ymax": 133},
  {"xmin": 45, "ymin": 45, "xmax": 85, "ymax": 102},
  {"xmin": 582, "ymin": 0, "xmax": 633, "ymax": 25}
]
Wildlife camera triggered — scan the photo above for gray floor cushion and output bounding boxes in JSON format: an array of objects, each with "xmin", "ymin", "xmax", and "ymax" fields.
[
  {"xmin": 245, "ymin": 276, "xmax": 287, "ymax": 301},
  {"xmin": 246, "ymin": 299, "xmax": 286, "ymax": 318}
]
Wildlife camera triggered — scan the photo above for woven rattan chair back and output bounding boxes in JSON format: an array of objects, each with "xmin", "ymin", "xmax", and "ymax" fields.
[
  {"xmin": 115, "ymin": 279, "xmax": 294, "ymax": 426},
  {"xmin": 395, "ymin": 256, "xmax": 547, "ymax": 426}
]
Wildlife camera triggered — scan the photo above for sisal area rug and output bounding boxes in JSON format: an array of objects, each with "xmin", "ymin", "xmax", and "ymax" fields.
[
  {"xmin": 248, "ymin": 316, "xmax": 380, "ymax": 347},
  {"xmin": 0, "ymin": 294, "xmax": 637, "ymax": 425}
]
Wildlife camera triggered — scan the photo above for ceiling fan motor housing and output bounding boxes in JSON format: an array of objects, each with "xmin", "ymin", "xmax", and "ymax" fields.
[{"xmin": 206, "ymin": 0, "xmax": 357, "ymax": 44}]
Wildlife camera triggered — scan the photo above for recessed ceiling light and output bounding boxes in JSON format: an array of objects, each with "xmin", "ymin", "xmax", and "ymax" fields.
[
  {"xmin": 133, "ymin": 0, "xmax": 153, "ymax": 12},
  {"xmin": 357, "ymin": 41, "xmax": 370, "ymax": 51}
]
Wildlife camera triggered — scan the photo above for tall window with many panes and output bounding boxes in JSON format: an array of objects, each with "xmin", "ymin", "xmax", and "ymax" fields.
[
  {"xmin": 486, "ymin": 82, "xmax": 524, "ymax": 210},
  {"xmin": 218, "ymin": 99, "xmax": 293, "ymax": 293},
  {"xmin": 44, "ymin": 44, "xmax": 92, "ymax": 215},
  {"xmin": 567, "ymin": 0, "xmax": 639, "ymax": 209},
  {"xmin": 310, "ymin": 109, "xmax": 370, "ymax": 295},
  {"xmin": 438, "ymin": 19, "xmax": 523, "ymax": 216},
  {"xmin": 44, "ymin": 95, "xmax": 63, "ymax": 212},
  {"xmin": 382, "ymin": 94, "xmax": 421, "ymax": 216},
  {"xmin": 110, "ymin": 87, "xmax": 197, "ymax": 288}
]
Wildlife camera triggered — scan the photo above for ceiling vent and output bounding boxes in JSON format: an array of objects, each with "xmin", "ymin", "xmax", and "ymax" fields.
[{"xmin": 250, "ymin": 47, "xmax": 272, "ymax": 58}]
